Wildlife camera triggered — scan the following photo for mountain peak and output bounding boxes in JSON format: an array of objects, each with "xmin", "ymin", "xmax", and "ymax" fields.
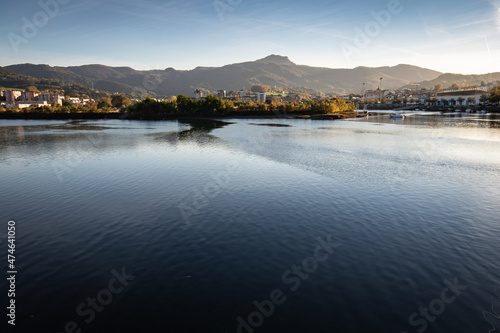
[
  {"xmin": 3, "ymin": 58, "xmax": 449, "ymax": 97},
  {"xmin": 255, "ymin": 54, "xmax": 295, "ymax": 66}
]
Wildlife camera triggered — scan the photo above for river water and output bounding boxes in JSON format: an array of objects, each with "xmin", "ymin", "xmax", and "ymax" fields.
[{"xmin": 1, "ymin": 112, "xmax": 499, "ymax": 333}]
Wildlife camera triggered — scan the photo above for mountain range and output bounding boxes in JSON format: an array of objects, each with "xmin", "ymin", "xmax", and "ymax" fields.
[{"xmin": 1, "ymin": 55, "xmax": 499, "ymax": 97}]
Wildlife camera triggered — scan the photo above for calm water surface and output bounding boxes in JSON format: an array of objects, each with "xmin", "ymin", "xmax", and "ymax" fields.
[{"xmin": 1, "ymin": 113, "xmax": 499, "ymax": 333}]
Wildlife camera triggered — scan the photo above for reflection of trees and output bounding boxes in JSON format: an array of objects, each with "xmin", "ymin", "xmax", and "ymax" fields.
[
  {"xmin": 487, "ymin": 115, "xmax": 500, "ymax": 128},
  {"xmin": 178, "ymin": 119, "xmax": 233, "ymax": 132},
  {"xmin": 43, "ymin": 120, "xmax": 119, "ymax": 131},
  {"xmin": 153, "ymin": 119, "xmax": 234, "ymax": 145}
]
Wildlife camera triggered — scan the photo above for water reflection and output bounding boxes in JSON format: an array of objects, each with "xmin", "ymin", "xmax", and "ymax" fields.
[
  {"xmin": 43, "ymin": 120, "xmax": 126, "ymax": 131},
  {"xmin": 249, "ymin": 122, "xmax": 293, "ymax": 127},
  {"xmin": 360, "ymin": 112, "xmax": 500, "ymax": 128},
  {"xmin": 0, "ymin": 116, "xmax": 499, "ymax": 333},
  {"xmin": 152, "ymin": 119, "xmax": 234, "ymax": 145}
]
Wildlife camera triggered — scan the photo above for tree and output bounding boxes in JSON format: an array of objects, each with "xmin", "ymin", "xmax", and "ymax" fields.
[
  {"xmin": 62, "ymin": 98, "xmax": 72, "ymax": 107},
  {"xmin": 251, "ymin": 85, "xmax": 271, "ymax": 93},
  {"xmin": 434, "ymin": 83, "xmax": 443, "ymax": 91},
  {"xmin": 199, "ymin": 95, "xmax": 230, "ymax": 114},
  {"xmin": 429, "ymin": 97, "xmax": 439, "ymax": 105},
  {"xmin": 26, "ymin": 86, "xmax": 39, "ymax": 92},
  {"xmin": 489, "ymin": 85, "xmax": 500, "ymax": 103},
  {"xmin": 97, "ymin": 97, "xmax": 112, "ymax": 109},
  {"xmin": 111, "ymin": 94, "xmax": 131, "ymax": 108},
  {"xmin": 450, "ymin": 83, "xmax": 460, "ymax": 90},
  {"xmin": 176, "ymin": 95, "xmax": 195, "ymax": 113}
]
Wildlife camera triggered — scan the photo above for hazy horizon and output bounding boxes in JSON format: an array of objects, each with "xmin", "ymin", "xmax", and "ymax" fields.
[{"xmin": 1, "ymin": 0, "xmax": 500, "ymax": 75}]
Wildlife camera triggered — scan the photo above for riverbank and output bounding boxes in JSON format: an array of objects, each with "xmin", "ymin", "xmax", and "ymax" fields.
[
  {"xmin": 364, "ymin": 104, "xmax": 500, "ymax": 112},
  {"xmin": 0, "ymin": 110, "xmax": 368, "ymax": 121}
]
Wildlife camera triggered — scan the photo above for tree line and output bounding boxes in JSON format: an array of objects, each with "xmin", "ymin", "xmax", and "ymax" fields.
[{"xmin": 125, "ymin": 95, "xmax": 355, "ymax": 118}]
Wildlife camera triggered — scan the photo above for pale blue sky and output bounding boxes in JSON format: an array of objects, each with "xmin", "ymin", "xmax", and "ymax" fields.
[{"xmin": 1, "ymin": 0, "xmax": 500, "ymax": 74}]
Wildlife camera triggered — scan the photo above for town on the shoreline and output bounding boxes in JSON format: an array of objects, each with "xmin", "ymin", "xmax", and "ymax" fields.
[{"xmin": 1, "ymin": 81, "xmax": 500, "ymax": 114}]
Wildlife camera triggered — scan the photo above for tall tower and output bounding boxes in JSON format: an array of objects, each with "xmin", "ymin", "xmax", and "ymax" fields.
[{"xmin": 379, "ymin": 77, "xmax": 384, "ymax": 101}]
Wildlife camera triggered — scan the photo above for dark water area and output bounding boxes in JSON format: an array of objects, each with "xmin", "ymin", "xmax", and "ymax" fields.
[{"xmin": 1, "ymin": 113, "xmax": 499, "ymax": 333}]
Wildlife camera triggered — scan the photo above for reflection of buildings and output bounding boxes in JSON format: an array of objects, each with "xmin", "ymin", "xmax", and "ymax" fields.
[{"xmin": 16, "ymin": 126, "xmax": 25, "ymax": 141}]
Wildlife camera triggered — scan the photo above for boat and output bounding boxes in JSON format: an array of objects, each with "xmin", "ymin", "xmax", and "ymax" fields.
[{"xmin": 390, "ymin": 113, "xmax": 405, "ymax": 119}]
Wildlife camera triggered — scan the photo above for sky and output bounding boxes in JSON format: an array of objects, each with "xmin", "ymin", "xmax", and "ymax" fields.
[{"xmin": 1, "ymin": 0, "xmax": 500, "ymax": 74}]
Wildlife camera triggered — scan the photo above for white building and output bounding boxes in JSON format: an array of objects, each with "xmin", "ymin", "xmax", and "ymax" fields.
[
  {"xmin": 436, "ymin": 88, "xmax": 487, "ymax": 106},
  {"xmin": 194, "ymin": 89, "xmax": 203, "ymax": 100},
  {"xmin": 217, "ymin": 90, "xmax": 226, "ymax": 98},
  {"xmin": 6, "ymin": 101, "xmax": 49, "ymax": 109},
  {"xmin": 69, "ymin": 97, "xmax": 80, "ymax": 105},
  {"xmin": 53, "ymin": 94, "xmax": 64, "ymax": 105},
  {"xmin": 256, "ymin": 92, "xmax": 266, "ymax": 102}
]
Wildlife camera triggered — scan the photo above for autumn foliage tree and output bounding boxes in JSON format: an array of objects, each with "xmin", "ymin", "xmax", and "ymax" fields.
[
  {"xmin": 488, "ymin": 85, "xmax": 500, "ymax": 103},
  {"xmin": 111, "ymin": 94, "xmax": 131, "ymax": 108},
  {"xmin": 97, "ymin": 97, "xmax": 112, "ymax": 109},
  {"xmin": 251, "ymin": 84, "xmax": 271, "ymax": 93}
]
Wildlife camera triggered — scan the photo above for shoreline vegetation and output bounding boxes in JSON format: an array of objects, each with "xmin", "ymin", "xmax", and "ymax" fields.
[
  {"xmin": 2, "ymin": 93, "xmax": 500, "ymax": 121},
  {"xmin": 0, "ymin": 95, "xmax": 364, "ymax": 120}
]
